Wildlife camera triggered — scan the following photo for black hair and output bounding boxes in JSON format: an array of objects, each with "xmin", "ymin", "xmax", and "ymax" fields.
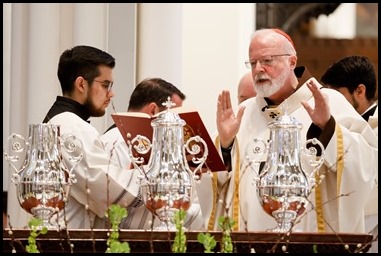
[
  {"xmin": 57, "ymin": 45, "xmax": 115, "ymax": 94},
  {"xmin": 321, "ymin": 56, "xmax": 377, "ymax": 101},
  {"xmin": 127, "ymin": 78, "xmax": 186, "ymax": 111}
]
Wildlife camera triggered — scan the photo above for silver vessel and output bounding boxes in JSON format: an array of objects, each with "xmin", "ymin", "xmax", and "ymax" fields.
[
  {"xmin": 4, "ymin": 124, "xmax": 82, "ymax": 229},
  {"xmin": 128, "ymin": 98, "xmax": 207, "ymax": 230},
  {"xmin": 247, "ymin": 114, "xmax": 324, "ymax": 232}
]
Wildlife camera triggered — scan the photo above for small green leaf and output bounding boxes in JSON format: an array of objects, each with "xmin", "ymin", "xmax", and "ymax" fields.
[
  {"xmin": 218, "ymin": 216, "xmax": 235, "ymax": 253},
  {"xmin": 25, "ymin": 217, "xmax": 47, "ymax": 253},
  {"xmin": 197, "ymin": 232, "xmax": 217, "ymax": 253},
  {"xmin": 172, "ymin": 209, "xmax": 187, "ymax": 253},
  {"xmin": 105, "ymin": 204, "xmax": 130, "ymax": 253}
]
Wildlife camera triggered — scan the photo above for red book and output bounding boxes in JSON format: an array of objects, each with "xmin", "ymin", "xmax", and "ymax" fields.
[{"xmin": 111, "ymin": 106, "xmax": 226, "ymax": 172}]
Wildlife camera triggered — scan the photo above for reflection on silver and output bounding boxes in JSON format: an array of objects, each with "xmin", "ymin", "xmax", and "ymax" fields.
[
  {"xmin": 129, "ymin": 98, "xmax": 207, "ymax": 231},
  {"xmin": 246, "ymin": 114, "xmax": 324, "ymax": 232},
  {"xmin": 4, "ymin": 124, "xmax": 83, "ymax": 229}
]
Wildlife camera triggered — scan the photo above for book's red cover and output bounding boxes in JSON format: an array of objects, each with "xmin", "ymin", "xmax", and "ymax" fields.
[{"xmin": 111, "ymin": 108, "xmax": 226, "ymax": 172}]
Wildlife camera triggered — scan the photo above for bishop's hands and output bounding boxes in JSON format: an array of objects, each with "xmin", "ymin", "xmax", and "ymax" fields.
[
  {"xmin": 216, "ymin": 78, "xmax": 331, "ymax": 149},
  {"xmin": 216, "ymin": 90, "xmax": 245, "ymax": 148},
  {"xmin": 301, "ymin": 78, "xmax": 331, "ymax": 131}
]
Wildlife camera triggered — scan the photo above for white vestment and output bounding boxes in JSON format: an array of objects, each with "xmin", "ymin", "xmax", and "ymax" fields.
[
  {"xmin": 48, "ymin": 112, "xmax": 141, "ymax": 229},
  {"xmin": 208, "ymin": 77, "xmax": 377, "ymax": 234},
  {"xmin": 363, "ymin": 104, "xmax": 378, "ymax": 253}
]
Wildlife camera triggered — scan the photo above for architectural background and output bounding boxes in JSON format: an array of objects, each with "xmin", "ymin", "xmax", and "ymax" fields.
[{"xmin": 3, "ymin": 3, "xmax": 378, "ymax": 228}]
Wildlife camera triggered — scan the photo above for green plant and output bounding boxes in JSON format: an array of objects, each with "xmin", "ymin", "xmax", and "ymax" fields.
[
  {"xmin": 197, "ymin": 232, "xmax": 217, "ymax": 253},
  {"xmin": 172, "ymin": 209, "xmax": 187, "ymax": 253},
  {"xmin": 25, "ymin": 218, "xmax": 48, "ymax": 253},
  {"xmin": 105, "ymin": 204, "xmax": 130, "ymax": 253},
  {"xmin": 218, "ymin": 216, "xmax": 235, "ymax": 253}
]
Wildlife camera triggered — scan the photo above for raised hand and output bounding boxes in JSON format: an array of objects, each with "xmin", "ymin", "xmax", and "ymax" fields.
[
  {"xmin": 216, "ymin": 90, "xmax": 245, "ymax": 148},
  {"xmin": 301, "ymin": 78, "xmax": 331, "ymax": 130}
]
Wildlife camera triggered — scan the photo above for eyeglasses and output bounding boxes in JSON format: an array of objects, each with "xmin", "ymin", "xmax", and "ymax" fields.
[
  {"xmin": 93, "ymin": 79, "xmax": 114, "ymax": 92},
  {"xmin": 245, "ymin": 54, "xmax": 291, "ymax": 69}
]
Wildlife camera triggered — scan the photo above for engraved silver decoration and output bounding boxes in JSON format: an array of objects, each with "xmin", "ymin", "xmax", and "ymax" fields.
[
  {"xmin": 246, "ymin": 113, "xmax": 324, "ymax": 232},
  {"xmin": 4, "ymin": 124, "xmax": 83, "ymax": 229},
  {"xmin": 128, "ymin": 98, "xmax": 208, "ymax": 230}
]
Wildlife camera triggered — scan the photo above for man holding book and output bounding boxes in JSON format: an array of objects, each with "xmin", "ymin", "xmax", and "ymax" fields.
[
  {"xmin": 102, "ymin": 78, "xmax": 186, "ymax": 170},
  {"xmin": 43, "ymin": 47, "xmax": 206, "ymax": 231},
  {"xmin": 101, "ymin": 77, "xmax": 209, "ymax": 229}
]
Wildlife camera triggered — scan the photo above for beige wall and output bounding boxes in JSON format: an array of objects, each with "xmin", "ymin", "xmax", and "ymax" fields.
[{"xmin": 137, "ymin": 3, "xmax": 255, "ymax": 134}]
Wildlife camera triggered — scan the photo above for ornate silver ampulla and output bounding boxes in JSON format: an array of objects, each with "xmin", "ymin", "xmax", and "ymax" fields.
[
  {"xmin": 3, "ymin": 124, "xmax": 83, "ymax": 229},
  {"xmin": 128, "ymin": 98, "xmax": 208, "ymax": 230},
  {"xmin": 246, "ymin": 114, "xmax": 324, "ymax": 232}
]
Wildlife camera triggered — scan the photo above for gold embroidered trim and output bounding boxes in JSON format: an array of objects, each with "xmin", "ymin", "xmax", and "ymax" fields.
[
  {"xmin": 336, "ymin": 126, "xmax": 344, "ymax": 200},
  {"xmin": 207, "ymin": 172, "xmax": 219, "ymax": 230},
  {"xmin": 314, "ymin": 172, "xmax": 325, "ymax": 232},
  {"xmin": 208, "ymin": 136, "xmax": 221, "ymax": 230},
  {"xmin": 207, "ymin": 136, "xmax": 240, "ymax": 231},
  {"xmin": 232, "ymin": 142, "xmax": 240, "ymax": 231},
  {"xmin": 315, "ymin": 124, "xmax": 344, "ymax": 232}
]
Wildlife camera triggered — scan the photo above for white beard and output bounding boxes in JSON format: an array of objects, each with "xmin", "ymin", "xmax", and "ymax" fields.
[{"xmin": 254, "ymin": 68, "xmax": 290, "ymax": 98}]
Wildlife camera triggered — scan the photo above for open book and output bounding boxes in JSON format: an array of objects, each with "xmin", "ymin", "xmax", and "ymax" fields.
[{"xmin": 111, "ymin": 106, "xmax": 226, "ymax": 172}]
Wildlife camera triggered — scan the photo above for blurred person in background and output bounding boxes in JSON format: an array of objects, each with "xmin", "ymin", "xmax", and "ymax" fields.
[
  {"xmin": 321, "ymin": 55, "xmax": 378, "ymax": 252},
  {"xmin": 237, "ymin": 71, "xmax": 257, "ymax": 104}
]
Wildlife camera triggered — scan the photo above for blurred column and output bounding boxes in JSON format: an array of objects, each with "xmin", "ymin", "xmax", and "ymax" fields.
[
  {"xmin": 73, "ymin": 3, "xmax": 109, "ymax": 132},
  {"xmin": 311, "ymin": 3, "xmax": 356, "ymax": 39},
  {"xmin": 7, "ymin": 3, "xmax": 62, "ymax": 228}
]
